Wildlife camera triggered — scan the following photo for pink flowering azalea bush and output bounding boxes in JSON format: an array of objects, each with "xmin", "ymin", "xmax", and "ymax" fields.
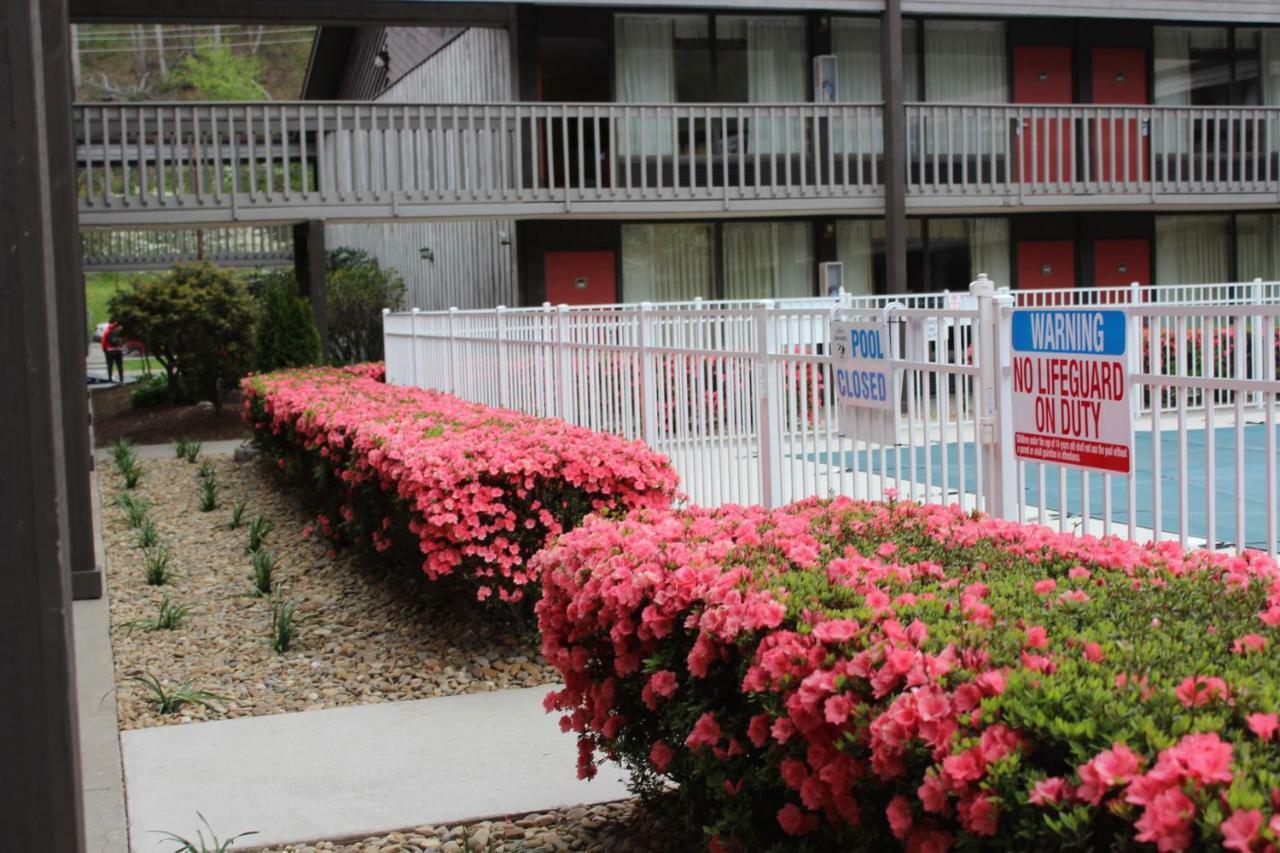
[
  {"xmin": 242, "ymin": 366, "xmax": 678, "ymax": 603},
  {"xmin": 535, "ymin": 497, "xmax": 1280, "ymax": 851}
]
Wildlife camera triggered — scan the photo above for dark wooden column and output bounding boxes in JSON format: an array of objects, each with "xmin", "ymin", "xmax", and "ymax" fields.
[
  {"xmin": 0, "ymin": 0, "xmax": 88, "ymax": 847},
  {"xmin": 293, "ymin": 220, "xmax": 328, "ymax": 356},
  {"xmin": 880, "ymin": 0, "xmax": 908, "ymax": 294},
  {"xmin": 43, "ymin": 0, "xmax": 101, "ymax": 600}
]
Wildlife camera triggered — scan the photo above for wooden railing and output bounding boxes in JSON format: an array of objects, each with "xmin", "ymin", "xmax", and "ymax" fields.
[
  {"xmin": 80, "ymin": 225, "xmax": 293, "ymax": 271},
  {"xmin": 73, "ymin": 101, "xmax": 1280, "ymax": 225},
  {"xmin": 73, "ymin": 101, "xmax": 885, "ymax": 225},
  {"xmin": 905, "ymin": 103, "xmax": 1280, "ymax": 205}
]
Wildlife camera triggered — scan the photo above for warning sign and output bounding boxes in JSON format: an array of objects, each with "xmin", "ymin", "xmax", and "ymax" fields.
[{"xmin": 1010, "ymin": 309, "xmax": 1133, "ymax": 475}]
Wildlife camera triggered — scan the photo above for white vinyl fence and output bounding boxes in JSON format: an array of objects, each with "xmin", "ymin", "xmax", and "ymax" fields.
[{"xmin": 384, "ymin": 280, "xmax": 1280, "ymax": 557}]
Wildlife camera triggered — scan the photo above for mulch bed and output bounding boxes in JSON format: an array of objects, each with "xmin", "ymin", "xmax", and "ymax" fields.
[
  {"xmin": 101, "ymin": 452, "xmax": 558, "ymax": 731},
  {"xmin": 91, "ymin": 384, "xmax": 250, "ymax": 448}
]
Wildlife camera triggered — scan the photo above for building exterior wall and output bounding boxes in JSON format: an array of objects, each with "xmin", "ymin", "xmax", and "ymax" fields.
[{"xmin": 326, "ymin": 28, "xmax": 519, "ymax": 310}]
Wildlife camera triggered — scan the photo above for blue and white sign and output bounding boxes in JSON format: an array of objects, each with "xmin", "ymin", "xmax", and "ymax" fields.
[
  {"xmin": 1010, "ymin": 309, "xmax": 1132, "ymax": 475},
  {"xmin": 831, "ymin": 318, "xmax": 895, "ymax": 412}
]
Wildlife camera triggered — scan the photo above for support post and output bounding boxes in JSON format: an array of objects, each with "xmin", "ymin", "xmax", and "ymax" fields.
[
  {"xmin": 880, "ymin": 0, "xmax": 907, "ymax": 295},
  {"xmin": 972, "ymin": 276, "xmax": 1017, "ymax": 521},
  {"xmin": 637, "ymin": 303, "xmax": 659, "ymax": 448},
  {"xmin": 1, "ymin": 0, "xmax": 88, "ymax": 846},
  {"xmin": 293, "ymin": 220, "xmax": 327, "ymax": 356},
  {"xmin": 555, "ymin": 304, "xmax": 575, "ymax": 423},
  {"xmin": 446, "ymin": 306, "xmax": 459, "ymax": 396},
  {"xmin": 755, "ymin": 301, "xmax": 784, "ymax": 508},
  {"xmin": 495, "ymin": 305, "xmax": 510, "ymax": 409},
  {"xmin": 408, "ymin": 307, "xmax": 420, "ymax": 389}
]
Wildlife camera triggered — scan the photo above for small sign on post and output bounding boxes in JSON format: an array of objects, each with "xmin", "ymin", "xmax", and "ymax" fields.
[
  {"xmin": 831, "ymin": 315, "xmax": 899, "ymax": 444},
  {"xmin": 1010, "ymin": 308, "xmax": 1133, "ymax": 475}
]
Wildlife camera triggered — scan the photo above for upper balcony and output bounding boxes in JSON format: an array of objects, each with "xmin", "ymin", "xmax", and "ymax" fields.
[{"xmin": 74, "ymin": 100, "xmax": 1280, "ymax": 228}]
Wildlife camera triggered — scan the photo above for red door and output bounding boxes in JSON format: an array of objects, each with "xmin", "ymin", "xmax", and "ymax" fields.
[
  {"xmin": 1091, "ymin": 48, "xmax": 1149, "ymax": 184},
  {"xmin": 545, "ymin": 251, "xmax": 617, "ymax": 305},
  {"xmin": 1013, "ymin": 46, "xmax": 1074, "ymax": 186},
  {"xmin": 1016, "ymin": 240, "xmax": 1076, "ymax": 303},
  {"xmin": 1093, "ymin": 238, "xmax": 1150, "ymax": 303}
]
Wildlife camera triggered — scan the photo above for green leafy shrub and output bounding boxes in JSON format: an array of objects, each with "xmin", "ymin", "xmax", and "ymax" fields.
[
  {"xmin": 130, "ymin": 373, "xmax": 169, "ymax": 408},
  {"xmin": 132, "ymin": 673, "xmax": 228, "ymax": 715},
  {"xmin": 226, "ymin": 500, "xmax": 247, "ymax": 530},
  {"xmin": 537, "ymin": 498, "xmax": 1280, "ymax": 852},
  {"xmin": 251, "ymin": 549, "xmax": 274, "ymax": 596},
  {"xmin": 269, "ymin": 593, "xmax": 310, "ymax": 653},
  {"xmin": 246, "ymin": 514, "xmax": 274, "ymax": 554},
  {"xmin": 253, "ymin": 270, "xmax": 321, "ymax": 373},
  {"xmin": 142, "ymin": 547, "xmax": 173, "ymax": 586},
  {"xmin": 199, "ymin": 476, "xmax": 219, "ymax": 512},
  {"xmin": 175, "ymin": 438, "xmax": 202, "ymax": 463},
  {"xmin": 114, "ymin": 494, "xmax": 151, "ymax": 529},
  {"xmin": 324, "ymin": 248, "xmax": 405, "ymax": 365},
  {"xmin": 108, "ymin": 262, "xmax": 256, "ymax": 412}
]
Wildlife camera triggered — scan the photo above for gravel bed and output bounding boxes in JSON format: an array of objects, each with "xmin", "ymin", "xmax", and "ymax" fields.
[
  {"xmin": 102, "ymin": 452, "xmax": 557, "ymax": 730},
  {"xmin": 260, "ymin": 799, "xmax": 690, "ymax": 853}
]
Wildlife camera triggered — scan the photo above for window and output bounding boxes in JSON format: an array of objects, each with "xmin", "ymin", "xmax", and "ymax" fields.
[
  {"xmin": 926, "ymin": 219, "xmax": 1011, "ymax": 289},
  {"xmin": 923, "ymin": 21, "xmax": 1007, "ymax": 103},
  {"xmin": 723, "ymin": 221, "xmax": 813, "ymax": 299},
  {"xmin": 1154, "ymin": 27, "xmax": 1231, "ymax": 106},
  {"xmin": 1237, "ymin": 213, "xmax": 1280, "ymax": 282},
  {"xmin": 836, "ymin": 220, "xmax": 881, "ymax": 296},
  {"xmin": 1155, "ymin": 215, "xmax": 1231, "ymax": 285},
  {"xmin": 621, "ymin": 224, "xmax": 714, "ymax": 302}
]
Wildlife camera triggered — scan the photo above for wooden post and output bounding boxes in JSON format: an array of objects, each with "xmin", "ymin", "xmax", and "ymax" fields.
[
  {"xmin": 880, "ymin": 0, "xmax": 907, "ymax": 295},
  {"xmin": 293, "ymin": 220, "xmax": 328, "ymax": 357},
  {"xmin": 0, "ymin": 0, "xmax": 88, "ymax": 848}
]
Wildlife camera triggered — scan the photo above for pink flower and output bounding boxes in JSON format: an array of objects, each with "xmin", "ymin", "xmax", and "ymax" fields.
[
  {"xmin": 777, "ymin": 803, "xmax": 818, "ymax": 836},
  {"xmin": 917, "ymin": 773, "xmax": 950, "ymax": 814},
  {"xmin": 1077, "ymin": 743, "xmax": 1143, "ymax": 805},
  {"xmin": 812, "ymin": 618, "xmax": 859, "ymax": 643},
  {"xmin": 1029, "ymin": 777, "xmax": 1071, "ymax": 806},
  {"xmin": 1221, "ymin": 809, "xmax": 1263, "ymax": 853},
  {"xmin": 747, "ymin": 714, "xmax": 771, "ymax": 748},
  {"xmin": 685, "ymin": 712, "xmax": 722, "ymax": 750},
  {"xmin": 1033, "ymin": 579, "xmax": 1057, "ymax": 596},
  {"xmin": 1082, "ymin": 641, "xmax": 1104, "ymax": 663},
  {"xmin": 1247, "ymin": 712, "xmax": 1278, "ymax": 742},
  {"xmin": 649, "ymin": 740, "xmax": 674, "ymax": 772},
  {"xmin": 1134, "ymin": 786, "xmax": 1196, "ymax": 852},
  {"xmin": 1175, "ymin": 675, "xmax": 1231, "ymax": 708},
  {"xmin": 957, "ymin": 792, "xmax": 998, "ymax": 836},
  {"xmin": 647, "ymin": 670, "xmax": 679, "ymax": 699},
  {"xmin": 1233, "ymin": 634, "xmax": 1268, "ymax": 655},
  {"xmin": 941, "ymin": 746, "xmax": 985, "ymax": 789},
  {"xmin": 886, "ymin": 795, "xmax": 913, "ymax": 840},
  {"xmin": 1024, "ymin": 625, "xmax": 1049, "ymax": 649}
]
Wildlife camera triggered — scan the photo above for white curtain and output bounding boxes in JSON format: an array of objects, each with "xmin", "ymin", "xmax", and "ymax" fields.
[
  {"xmin": 747, "ymin": 17, "xmax": 807, "ymax": 156},
  {"xmin": 1263, "ymin": 30, "xmax": 1280, "ymax": 153},
  {"xmin": 1153, "ymin": 27, "xmax": 1193, "ymax": 106},
  {"xmin": 924, "ymin": 21, "xmax": 1007, "ymax": 155},
  {"xmin": 622, "ymin": 224, "xmax": 714, "ymax": 302},
  {"xmin": 1155, "ymin": 215, "xmax": 1231, "ymax": 285},
  {"xmin": 615, "ymin": 16, "xmax": 676, "ymax": 156},
  {"xmin": 723, "ymin": 221, "xmax": 813, "ymax": 299},
  {"xmin": 836, "ymin": 220, "xmax": 877, "ymax": 295},
  {"xmin": 970, "ymin": 218, "xmax": 1011, "ymax": 288},
  {"xmin": 1237, "ymin": 213, "xmax": 1280, "ymax": 282},
  {"xmin": 832, "ymin": 18, "xmax": 883, "ymax": 155}
]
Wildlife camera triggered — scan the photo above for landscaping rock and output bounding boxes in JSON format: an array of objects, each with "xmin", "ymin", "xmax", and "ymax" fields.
[
  {"xmin": 234, "ymin": 443, "xmax": 262, "ymax": 463},
  {"xmin": 101, "ymin": 456, "xmax": 556, "ymax": 731}
]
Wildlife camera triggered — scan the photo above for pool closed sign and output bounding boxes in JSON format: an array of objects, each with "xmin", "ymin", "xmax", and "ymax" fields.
[
  {"xmin": 832, "ymin": 319, "xmax": 893, "ymax": 411},
  {"xmin": 1010, "ymin": 309, "xmax": 1133, "ymax": 475}
]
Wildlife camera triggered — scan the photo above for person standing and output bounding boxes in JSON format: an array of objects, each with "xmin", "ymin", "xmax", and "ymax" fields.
[{"xmin": 102, "ymin": 320, "xmax": 126, "ymax": 383}]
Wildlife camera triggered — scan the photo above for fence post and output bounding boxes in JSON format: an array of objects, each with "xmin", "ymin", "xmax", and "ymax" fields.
[
  {"xmin": 754, "ymin": 300, "xmax": 784, "ymax": 508},
  {"xmin": 1129, "ymin": 281, "xmax": 1143, "ymax": 423},
  {"xmin": 495, "ymin": 305, "xmax": 510, "ymax": 409},
  {"xmin": 540, "ymin": 302, "xmax": 555, "ymax": 419},
  {"xmin": 409, "ymin": 307, "xmax": 420, "ymax": 389},
  {"xmin": 382, "ymin": 307, "xmax": 394, "ymax": 385},
  {"xmin": 556, "ymin": 304, "xmax": 575, "ymax": 424},
  {"xmin": 446, "ymin": 306, "xmax": 458, "ymax": 396},
  {"xmin": 1252, "ymin": 279, "xmax": 1264, "ymax": 403},
  {"xmin": 637, "ymin": 302, "xmax": 659, "ymax": 447},
  {"xmin": 972, "ymin": 276, "xmax": 1017, "ymax": 521}
]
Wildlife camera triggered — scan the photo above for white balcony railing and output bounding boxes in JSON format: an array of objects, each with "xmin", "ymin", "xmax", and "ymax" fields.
[
  {"xmin": 906, "ymin": 103, "xmax": 1280, "ymax": 204},
  {"xmin": 73, "ymin": 101, "xmax": 1280, "ymax": 226}
]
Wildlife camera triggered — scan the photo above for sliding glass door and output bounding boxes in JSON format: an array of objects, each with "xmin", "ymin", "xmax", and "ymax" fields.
[
  {"xmin": 621, "ymin": 223, "xmax": 714, "ymax": 302},
  {"xmin": 723, "ymin": 221, "xmax": 814, "ymax": 300}
]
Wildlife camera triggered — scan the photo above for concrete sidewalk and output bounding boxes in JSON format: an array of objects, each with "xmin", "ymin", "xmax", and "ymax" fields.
[
  {"xmin": 95, "ymin": 439, "xmax": 249, "ymax": 463},
  {"xmin": 121, "ymin": 687, "xmax": 630, "ymax": 851}
]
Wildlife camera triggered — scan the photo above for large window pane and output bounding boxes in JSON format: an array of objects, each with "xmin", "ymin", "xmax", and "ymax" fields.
[
  {"xmin": 622, "ymin": 223, "xmax": 714, "ymax": 303},
  {"xmin": 1154, "ymin": 26, "xmax": 1230, "ymax": 106},
  {"xmin": 836, "ymin": 220, "xmax": 880, "ymax": 296},
  {"xmin": 928, "ymin": 218, "xmax": 1010, "ymax": 289},
  {"xmin": 1238, "ymin": 213, "xmax": 1280, "ymax": 282},
  {"xmin": 723, "ymin": 221, "xmax": 813, "ymax": 299},
  {"xmin": 1155, "ymin": 214, "xmax": 1231, "ymax": 284},
  {"xmin": 832, "ymin": 18, "xmax": 881, "ymax": 101},
  {"xmin": 615, "ymin": 15, "xmax": 680, "ymax": 154},
  {"xmin": 924, "ymin": 21, "xmax": 1006, "ymax": 103}
]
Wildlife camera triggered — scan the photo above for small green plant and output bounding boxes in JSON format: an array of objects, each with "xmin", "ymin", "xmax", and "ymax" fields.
[
  {"xmin": 114, "ymin": 493, "xmax": 151, "ymax": 528},
  {"xmin": 129, "ymin": 372, "xmax": 168, "ymax": 408},
  {"xmin": 142, "ymin": 546, "xmax": 173, "ymax": 586},
  {"xmin": 175, "ymin": 438, "xmax": 202, "ymax": 463},
  {"xmin": 109, "ymin": 437, "xmax": 136, "ymax": 471},
  {"xmin": 251, "ymin": 549, "xmax": 274, "ymax": 596},
  {"xmin": 131, "ymin": 673, "xmax": 228, "ymax": 715},
  {"xmin": 246, "ymin": 514, "xmax": 274, "ymax": 553},
  {"xmin": 119, "ymin": 457, "xmax": 144, "ymax": 490},
  {"xmin": 199, "ymin": 476, "xmax": 219, "ymax": 512},
  {"xmin": 135, "ymin": 517, "xmax": 160, "ymax": 549},
  {"xmin": 129, "ymin": 594, "xmax": 191, "ymax": 632},
  {"xmin": 197, "ymin": 459, "xmax": 217, "ymax": 481},
  {"xmin": 152, "ymin": 812, "xmax": 258, "ymax": 853},
  {"xmin": 269, "ymin": 592, "xmax": 310, "ymax": 653},
  {"xmin": 226, "ymin": 500, "xmax": 247, "ymax": 530}
]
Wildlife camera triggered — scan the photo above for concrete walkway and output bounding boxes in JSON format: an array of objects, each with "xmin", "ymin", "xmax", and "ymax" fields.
[
  {"xmin": 95, "ymin": 438, "xmax": 249, "ymax": 463},
  {"xmin": 122, "ymin": 687, "xmax": 630, "ymax": 852}
]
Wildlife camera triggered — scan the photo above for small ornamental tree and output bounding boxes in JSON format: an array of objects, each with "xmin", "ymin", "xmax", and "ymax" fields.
[
  {"xmin": 253, "ymin": 270, "xmax": 321, "ymax": 373},
  {"xmin": 325, "ymin": 248, "xmax": 405, "ymax": 365},
  {"xmin": 108, "ymin": 262, "xmax": 255, "ymax": 411}
]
